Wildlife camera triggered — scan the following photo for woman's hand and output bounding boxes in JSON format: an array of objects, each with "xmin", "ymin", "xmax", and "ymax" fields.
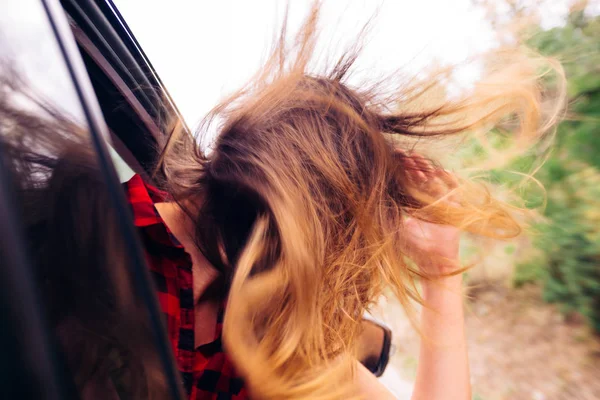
[
  {"xmin": 397, "ymin": 151, "xmax": 462, "ymax": 275},
  {"xmin": 396, "ymin": 151, "xmax": 471, "ymax": 400}
]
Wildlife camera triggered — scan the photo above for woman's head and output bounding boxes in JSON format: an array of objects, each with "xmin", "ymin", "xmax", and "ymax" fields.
[
  {"xmin": 154, "ymin": 4, "xmax": 565, "ymax": 399},
  {"xmin": 201, "ymin": 74, "xmax": 420, "ymax": 399},
  {"xmin": 200, "ymin": 75, "xmax": 407, "ymax": 272}
]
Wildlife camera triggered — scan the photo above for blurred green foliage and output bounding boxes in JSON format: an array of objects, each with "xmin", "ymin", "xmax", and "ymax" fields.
[{"xmin": 514, "ymin": 10, "xmax": 600, "ymax": 332}]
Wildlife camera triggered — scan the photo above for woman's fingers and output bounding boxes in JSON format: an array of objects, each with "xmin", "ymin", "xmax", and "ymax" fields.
[
  {"xmin": 409, "ymin": 159, "xmax": 428, "ymax": 182},
  {"xmin": 395, "ymin": 149, "xmax": 460, "ymax": 204},
  {"xmin": 406, "ymin": 153, "xmax": 438, "ymax": 191},
  {"xmin": 399, "ymin": 152, "xmax": 428, "ymax": 184},
  {"xmin": 412, "ymin": 153, "xmax": 434, "ymax": 173}
]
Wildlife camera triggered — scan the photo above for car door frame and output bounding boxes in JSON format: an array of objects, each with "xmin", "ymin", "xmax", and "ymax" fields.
[{"xmin": 0, "ymin": 1, "xmax": 185, "ymax": 398}]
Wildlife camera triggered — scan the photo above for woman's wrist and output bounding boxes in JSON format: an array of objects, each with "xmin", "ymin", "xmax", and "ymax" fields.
[
  {"xmin": 420, "ymin": 265, "xmax": 464, "ymax": 312},
  {"xmin": 421, "ymin": 273, "xmax": 463, "ymax": 289},
  {"xmin": 421, "ymin": 274, "xmax": 464, "ymax": 325},
  {"xmin": 421, "ymin": 255, "xmax": 462, "ymax": 287}
]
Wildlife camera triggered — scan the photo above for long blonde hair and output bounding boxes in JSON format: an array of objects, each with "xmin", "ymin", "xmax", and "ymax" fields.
[{"xmin": 155, "ymin": 4, "xmax": 565, "ymax": 399}]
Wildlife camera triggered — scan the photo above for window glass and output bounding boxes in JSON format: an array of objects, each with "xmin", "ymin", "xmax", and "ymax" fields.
[{"xmin": 0, "ymin": 1, "xmax": 175, "ymax": 398}]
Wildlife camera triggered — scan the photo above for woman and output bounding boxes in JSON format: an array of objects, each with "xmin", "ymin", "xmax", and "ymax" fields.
[{"xmin": 0, "ymin": 4, "xmax": 564, "ymax": 400}]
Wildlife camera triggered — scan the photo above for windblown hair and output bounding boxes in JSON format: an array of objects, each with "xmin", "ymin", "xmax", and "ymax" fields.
[
  {"xmin": 0, "ymin": 3, "xmax": 565, "ymax": 400},
  {"xmin": 153, "ymin": 6, "xmax": 565, "ymax": 399}
]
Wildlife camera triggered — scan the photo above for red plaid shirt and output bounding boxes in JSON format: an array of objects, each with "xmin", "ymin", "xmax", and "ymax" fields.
[{"xmin": 125, "ymin": 174, "xmax": 247, "ymax": 400}]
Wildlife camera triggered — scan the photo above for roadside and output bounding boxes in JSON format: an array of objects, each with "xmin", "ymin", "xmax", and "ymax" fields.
[{"xmin": 379, "ymin": 284, "xmax": 600, "ymax": 400}]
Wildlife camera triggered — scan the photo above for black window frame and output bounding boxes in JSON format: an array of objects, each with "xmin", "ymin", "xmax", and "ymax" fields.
[{"xmin": 0, "ymin": 0, "xmax": 184, "ymax": 398}]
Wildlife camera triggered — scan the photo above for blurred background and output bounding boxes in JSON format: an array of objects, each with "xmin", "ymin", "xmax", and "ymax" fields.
[
  {"xmin": 3, "ymin": 0, "xmax": 594, "ymax": 398},
  {"xmin": 113, "ymin": 1, "xmax": 600, "ymax": 399}
]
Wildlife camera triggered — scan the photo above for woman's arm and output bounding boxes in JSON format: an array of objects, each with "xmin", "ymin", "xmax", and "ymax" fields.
[
  {"xmin": 355, "ymin": 276, "xmax": 470, "ymax": 400},
  {"xmin": 401, "ymin": 153, "xmax": 471, "ymax": 400},
  {"xmin": 358, "ymin": 152, "xmax": 471, "ymax": 400},
  {"xmin": 411, "ymin": 275, "xmax": 470, "ymax": 400}
]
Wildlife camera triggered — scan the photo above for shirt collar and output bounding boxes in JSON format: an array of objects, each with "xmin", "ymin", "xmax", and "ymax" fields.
[{"xmin": 125, "ymin": 174, "xmax": 183, "ymax": 249}]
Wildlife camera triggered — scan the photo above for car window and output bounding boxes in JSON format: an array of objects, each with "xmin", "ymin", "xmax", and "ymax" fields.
[
  {"xmin": 0, "ymin": 0, "xmax": 136, "ymax": 182},
  {"xmin": 0, "ymin": 0, "xmax": 180, "ymax": 398},
  {"xmin": 0, "ymin": 0, "xmax": 83, "ymax": 118}
]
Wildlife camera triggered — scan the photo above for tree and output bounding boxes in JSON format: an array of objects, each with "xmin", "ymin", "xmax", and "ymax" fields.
[{"xmin": 515, "ymin": 9, "xmax": 600, "ymax": 332}]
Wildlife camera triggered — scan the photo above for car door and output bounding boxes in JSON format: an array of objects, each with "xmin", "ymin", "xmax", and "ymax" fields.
[{"xmin": 0, "ymin": 0, "xmax": 184, "ymax": 398}]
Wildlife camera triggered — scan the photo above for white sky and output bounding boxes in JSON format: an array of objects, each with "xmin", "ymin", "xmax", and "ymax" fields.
[
  {"xmin": 112, "ymin": 0, "xmax": 591, "ymax": 131},
  {"xmin": 1, "ymin": 0, "xmax": 590, "ymax": 133},
  {"xmin": 0, "ymin": 0, "xmax": 84, "ymax": 119},
  {"xmin": 111, "ymin": 0, "xmax": 494, "ymax": 127}
]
